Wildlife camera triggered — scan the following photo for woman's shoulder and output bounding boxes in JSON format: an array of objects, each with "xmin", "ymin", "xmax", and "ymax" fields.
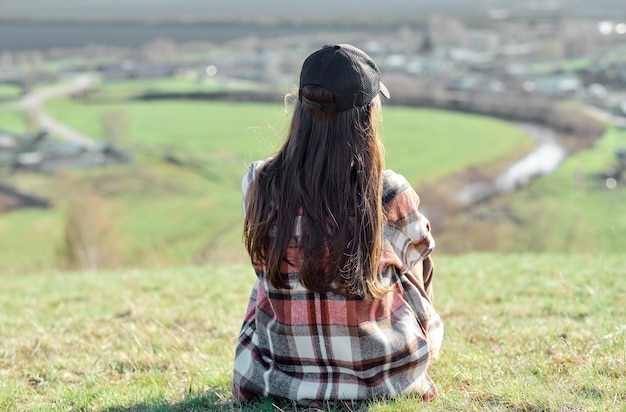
[
  {"xmin": 245, "ymin": 159, "xmax": 269, "ymax": 178},
  {"xmin": 382, "ymin": 169, "xmax": 412, "ymax": 204},
  {"xmin": 242, "ymin": 158, "xmax": 272, "ymax": 191}
]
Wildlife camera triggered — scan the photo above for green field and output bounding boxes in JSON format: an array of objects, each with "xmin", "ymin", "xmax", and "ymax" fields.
[
  {"xmin": 89, "ymin": 76, "xmax": 268, "ymax": 100},
  {"xmin": 0, "ymin": 83, "xmax": 22, "ymax": 102},
  {"xmin": 462, "ymin": 126, "xmax": 626, "ymax": 255},
  {"xmin": 1, "ymin": 96, "xmax": 533, "ymax": 273},
  {"xmin": 1, "ymin": 254, "xmax": 623, "ymax": 411},
  {"xmin": 0, "ymin": 108, "xmax": 27, "ymax": 132}
]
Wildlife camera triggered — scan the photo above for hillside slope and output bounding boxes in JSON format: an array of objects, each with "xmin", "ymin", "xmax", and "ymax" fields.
[{"xmin": 1, "ymin": 254, "xmax": 624, "ymax": 410}]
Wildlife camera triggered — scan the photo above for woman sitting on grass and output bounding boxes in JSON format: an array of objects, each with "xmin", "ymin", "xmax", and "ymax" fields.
[{"xmin": 232, "ymin": 44, "xmax": 443, "ymax": 407}]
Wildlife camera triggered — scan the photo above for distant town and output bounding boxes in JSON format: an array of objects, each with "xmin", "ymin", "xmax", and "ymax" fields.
[{"xmin": 1, "ymin": 13, "xmax": 625, "ymax": 117}]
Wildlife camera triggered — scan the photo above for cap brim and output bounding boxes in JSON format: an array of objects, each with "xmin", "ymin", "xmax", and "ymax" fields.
[{"xmin": 379, "ymin": 81, "xmax": 390, "ymax": 99}]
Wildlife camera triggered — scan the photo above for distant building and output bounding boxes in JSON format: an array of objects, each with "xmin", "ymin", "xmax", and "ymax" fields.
[
  {"xmin": 100, "ymin": 60, "xmax": 178, "ymax": 82},
  {"xmin": 0, "ymin": 129, "xmax": 133, "ymax": 173},
  {"xmin": 531, "ymin": 73, "xmax": 583, "ymax": 97}
]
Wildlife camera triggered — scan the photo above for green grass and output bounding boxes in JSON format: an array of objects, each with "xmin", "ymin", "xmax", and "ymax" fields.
[
  {"xmin": 45, "ymin": 98, "xmax": 288, "ymax": 157},
  {"xmin": 0, "ymin": 83, "xmax": 22, "ymax": 101},
  {"xmin": 0, "ymin": 109, "xmax": 28, "ymax": 132},
  {"xmin": 1, "ymin": 254, "xmax": 624, "ymax": 411},
  {"xmin": 0, "ymin": 97, "xmax": 531, "ymax": 273},
  {"xmin": 91, "ymin": 76, "xmax": 271, "ymax": 101},
  {"xmin": 492, "ymin": 126, "xmax": 626, "ymax": 254}
]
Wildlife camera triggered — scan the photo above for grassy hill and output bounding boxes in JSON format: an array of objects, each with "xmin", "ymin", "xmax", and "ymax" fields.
[{"xmin": 1, "ymin": 254, "xmax": 623, "ymax": 411}]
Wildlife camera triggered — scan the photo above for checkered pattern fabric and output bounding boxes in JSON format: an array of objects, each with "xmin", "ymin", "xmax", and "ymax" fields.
[{"xmin": 233, "ymin": 160, "xmax": 443, "ymax": 406}]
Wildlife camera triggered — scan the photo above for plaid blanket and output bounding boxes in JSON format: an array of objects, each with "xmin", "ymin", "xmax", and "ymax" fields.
[{"xmin": 233, "ymin": 161, "xmax": 443, "ymax": 405}]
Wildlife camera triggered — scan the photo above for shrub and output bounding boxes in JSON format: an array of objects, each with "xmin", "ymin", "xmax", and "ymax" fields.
[{"xmin": 58, "ymin": 190, "xmax": 121, "ymax": 270}]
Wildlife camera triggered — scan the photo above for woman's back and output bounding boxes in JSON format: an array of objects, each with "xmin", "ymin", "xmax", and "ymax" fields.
[{"xmin": 233, "ymin": 163, "xmax": 443, "ymax": 405}]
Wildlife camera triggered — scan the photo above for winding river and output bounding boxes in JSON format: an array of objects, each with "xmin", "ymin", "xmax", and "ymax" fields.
[{"xmin": 455, "ymin": 122, "xmax": 568, "ymax": 206}]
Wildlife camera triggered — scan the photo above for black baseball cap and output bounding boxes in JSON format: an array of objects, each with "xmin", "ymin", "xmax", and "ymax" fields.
[{"xmin": 298, "ymin": 44, "xmax": 390, "ymax": 112}]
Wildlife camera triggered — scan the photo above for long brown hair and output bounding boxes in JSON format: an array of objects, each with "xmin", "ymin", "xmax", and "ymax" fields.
[{"xmin": 243, "ymin": 84, "xmax": 387, "ymax": 300}]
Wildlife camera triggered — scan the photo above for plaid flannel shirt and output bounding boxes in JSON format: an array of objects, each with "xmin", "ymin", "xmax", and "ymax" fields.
[{"xmin": 232, "ymin": 160, "xmax": 443, "ymax": 406}]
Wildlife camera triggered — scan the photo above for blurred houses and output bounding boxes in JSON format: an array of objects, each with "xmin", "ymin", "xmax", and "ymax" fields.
[
  {"xmin": 99, "ymin": 60, "xmax": 180, "ymax": 82},
  {"xmin": 0, "ymin": 129, "xmax": 133, "ymax": 173},
  {"xmin": 0, "ymin": 129, "xmax": 133, "ymax": 211},
  {"xmin": 0, "ymin": 180, "xmax": 49, "ymax": 212}
]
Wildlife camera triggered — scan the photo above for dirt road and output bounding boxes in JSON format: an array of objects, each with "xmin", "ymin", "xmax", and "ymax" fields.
[{"xmin": 19, "ymin": 74, "xmax": 96, "ymax": 149}]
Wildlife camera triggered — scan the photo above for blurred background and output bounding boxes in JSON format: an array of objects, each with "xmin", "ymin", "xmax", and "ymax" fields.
[{"xmin": 1, "ymin": 0, "xmax": 625, "ymax": 273}]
